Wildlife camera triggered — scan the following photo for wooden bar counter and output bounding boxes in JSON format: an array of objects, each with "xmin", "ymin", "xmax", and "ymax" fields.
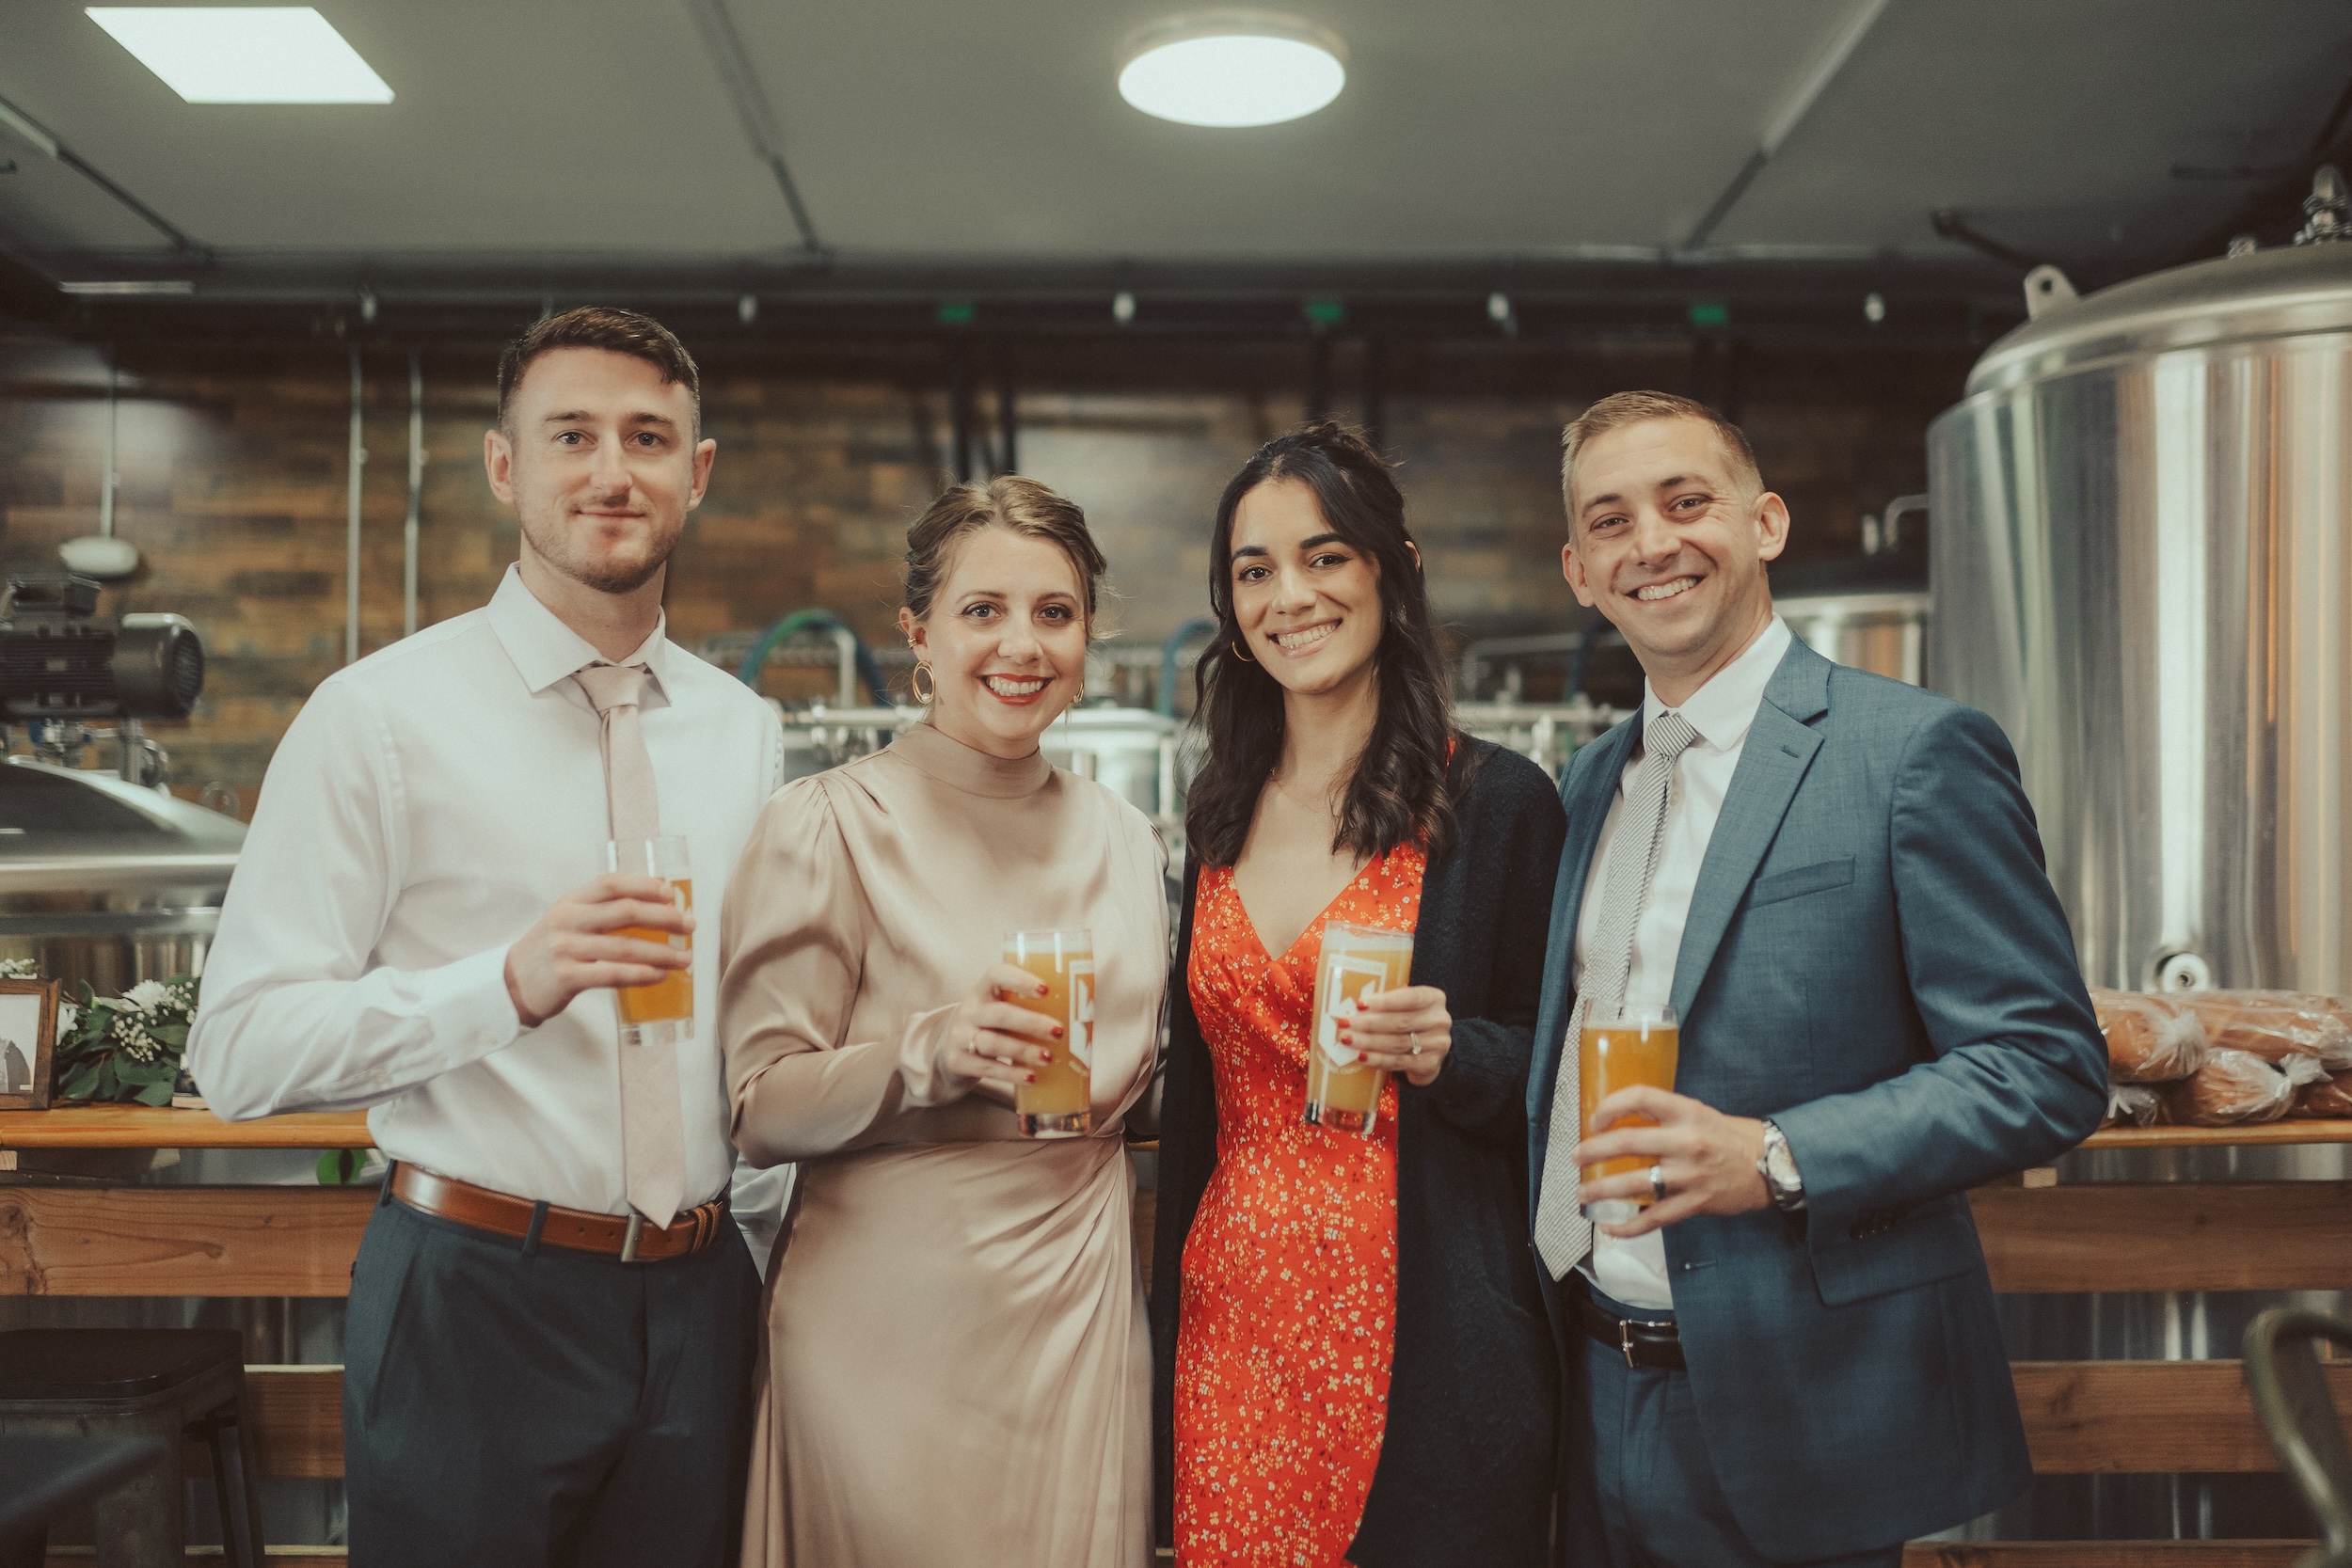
[{"xmin": 3, "ymin": 1109, "xmax": 2345, "ymax": 1564}]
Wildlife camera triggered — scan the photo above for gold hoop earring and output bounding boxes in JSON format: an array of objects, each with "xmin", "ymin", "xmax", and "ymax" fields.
[
  {"xmin": 1232, "ymin": 639, "xmax": 1255, "ymax": 664},
  {"xmin": 911, "ymin": 662, "xmax": 935, "ymax": 704}
]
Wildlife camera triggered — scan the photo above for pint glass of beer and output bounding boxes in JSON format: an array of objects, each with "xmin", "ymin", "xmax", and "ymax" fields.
[
  {"xmin": 604, "ymin": 836, "xmax": 693, "ymax": 1048},
  {"xmin": 1002, "ymin": 928, "xmax": 1094, "ymax": 1139},
  {"xmin": 1579, "ymin": 1005, "xmax": 1678, "ymax": 1225},
  {"xmin": 1305, "ymin": 922, "xmax": 1415, "ymax": 1135}
]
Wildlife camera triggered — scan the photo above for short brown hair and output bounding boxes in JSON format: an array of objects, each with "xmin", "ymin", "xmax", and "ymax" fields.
[
  {"xmin": 1560, "ymin": 390, "xmax": 1760, "ymax": 522},
  {"xmin": 496, "ymin": 307, "xmax": 701, "ymax": 434},
  {"xmin": 902, "ymin": 475, "xmax": 1107, "ymax": 626}
]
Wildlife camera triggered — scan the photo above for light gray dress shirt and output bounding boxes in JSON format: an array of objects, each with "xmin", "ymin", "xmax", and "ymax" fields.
[
  {"xmin": 189, "ymin": 566, "xmax": 785, "ymax": 1217},
  {"xmin": 1575, "ymin": 614, "xmax": 1792, "ymax": 1308}
]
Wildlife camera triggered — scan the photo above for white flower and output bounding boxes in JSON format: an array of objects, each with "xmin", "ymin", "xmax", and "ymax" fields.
[
  {"xmin": 56, "ymin": 1002, "xmax": 79, "ymax": 1042},
  {"xmin": 113, "ymin": 1014, "xmax": 160, "ymax": 1063},
  {"xmin": 0, "ymin": 958, "xmax": 36, "ymax": 980},
  {"xmin": 122, "ymin": 980, "xmax": 172, "ymax": 1011}
]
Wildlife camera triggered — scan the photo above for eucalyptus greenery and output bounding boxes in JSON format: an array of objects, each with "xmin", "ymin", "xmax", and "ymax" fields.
[{"xmin": 56, "ymin": 974, "xmax": 198, "ymax": 1105}]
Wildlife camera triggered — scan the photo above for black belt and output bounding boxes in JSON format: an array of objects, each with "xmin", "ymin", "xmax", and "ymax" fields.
[{"xmin": 1578, "ymin": 1281, "xmax": 1686, "ymax": 1370}]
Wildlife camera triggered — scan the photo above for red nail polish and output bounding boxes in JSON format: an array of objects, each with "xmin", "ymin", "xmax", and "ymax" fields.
[
  {"xmin": 1038, "ymin": 984, "xmax": 1050, "ymax": 996},
  {"xmin": 1041, "ymin": 1050, "xmax": 1053, "ymax": 1063},
  {"xmin": 1051, "ymin": 1024, "xmax": 1064, "ymax": 1038}
]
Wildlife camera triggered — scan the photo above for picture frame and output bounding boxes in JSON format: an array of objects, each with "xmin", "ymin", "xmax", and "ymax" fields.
[{"xmin": 0, "ymin": 978, "xmax": 60, "ymax": 1111}]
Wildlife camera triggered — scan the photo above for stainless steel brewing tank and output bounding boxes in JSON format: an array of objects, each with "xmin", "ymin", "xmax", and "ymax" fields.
[
  {"xmin": 0, "ymin": 757, "xmax": 244, "ymax": 991},
  {"xmin": 1929, "ymin": 241, "xmax": 2352, "ymax": 993},
  {"xmin": 1777, "ymin": 592, "xmax": 1930, "ymax": 687}
]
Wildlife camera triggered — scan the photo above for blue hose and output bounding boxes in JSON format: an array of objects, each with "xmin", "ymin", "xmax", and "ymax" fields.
[{"xmin": 736, "ymin": 610, "xmax": 890, "ymax": 704}]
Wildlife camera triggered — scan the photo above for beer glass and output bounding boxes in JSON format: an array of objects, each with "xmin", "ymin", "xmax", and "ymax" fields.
[
  {"xmin": 605, "ymin": 836, "xmax": 692, "ymax": 1048},
  {"xmin": 1579, "ymin": 1005, "xmax": 1678, "ymax": 1225},
  {"xmin": 1002, "ymin": 928, "xmax": 1093, "ymax": 1138},
  {"xmin": 1305, "ymin": 922, "xmax": 1415, "ymax": 1135}
]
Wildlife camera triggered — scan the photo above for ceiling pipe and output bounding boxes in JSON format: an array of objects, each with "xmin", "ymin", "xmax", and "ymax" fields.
[
  {"xmin": 0, "ymin": 90, "xmax": 208, "ymax": 260},
  {"xmin": 1930, "ymin": 209, "xmax": 2042, "ymax": 272},
  {"xmin": 1680, "ymin": 0, "xmax": 1893, "ymax": 253},
  {"xmin": 57, "ymin": 345, "xmax": 142, "ymax": 578},
  {"xmin": 404, "ymin": 349, "xmax": 424, "ymax": 639},
  {"xmin": 684, "ymin": 0, "xmax": 825, "ymax": 256},
  {"xmin": 947, "ymin": 342, "xmax": 976, "ymax": 483},
  {"xmin": 100, "ymin": 352, "xmax": 118, "ymax": 538},
  {"xmin": 993, "ymin": 340, "xmax": 1017, "ymax": 476},
  {"xmin": 345, "ymin": 346, "xmax": 365, "ymax": 666}
]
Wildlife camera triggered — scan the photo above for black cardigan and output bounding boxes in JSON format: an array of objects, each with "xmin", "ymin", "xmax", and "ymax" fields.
[{"xmin": 1150, "ymin": 739, "xmax": 1567, "ymax": 1568}]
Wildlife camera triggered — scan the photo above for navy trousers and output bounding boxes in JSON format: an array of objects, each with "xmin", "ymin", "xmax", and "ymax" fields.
[
  {"xmin": 1570, "ymin": 1283, "xmax": 1906, "ymax": 1568},
  {"xmin": 343, "ymin": 1191, "xmax": 762, "ymax": 1568}
]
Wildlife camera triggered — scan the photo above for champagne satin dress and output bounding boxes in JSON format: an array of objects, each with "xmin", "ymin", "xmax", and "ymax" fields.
[{"xmin": 718, "ymin": 722, "xmax": 1167, "ymax": 1568}]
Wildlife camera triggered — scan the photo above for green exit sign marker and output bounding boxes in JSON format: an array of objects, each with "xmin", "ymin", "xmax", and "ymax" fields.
[
  {"xmin": 1303, "ymin": 297, "xmax": 1346, "ymax": 327},
  {"xmin": 1688, "ymin": 300, "xmax": 1731, "ymax": 327},
  {"xmin": 935, "ymin": 299, "xmax": 977, "ymax": 325}
]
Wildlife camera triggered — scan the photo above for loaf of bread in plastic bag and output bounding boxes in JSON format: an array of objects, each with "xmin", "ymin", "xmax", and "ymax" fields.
[
  {"xmin": 2179, "ymin": 990, "xmax": 2352, "ymax": 1071},
  {"xmin": 2298, "ymin": 1069, "xmax": 2352, "ymax": 1118},
  {"xmin": 2090, "ymin": 989, "xmax": 2206, "ymax": 1083},
  {"xmin": 2160, "ymin": 1047, "xmax": 2327, "ymax": 1125}
]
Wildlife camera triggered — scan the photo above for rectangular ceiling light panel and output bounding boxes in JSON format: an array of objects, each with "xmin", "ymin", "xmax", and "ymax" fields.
[{"xmin": 87, "ymin": 8, "xmax": 393, "ymax": 103}]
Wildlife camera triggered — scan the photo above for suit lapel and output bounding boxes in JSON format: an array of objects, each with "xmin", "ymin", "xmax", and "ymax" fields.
[{"xmin": 1667, "ymin": 641, "xmax": 1832, "ymax": 1021}]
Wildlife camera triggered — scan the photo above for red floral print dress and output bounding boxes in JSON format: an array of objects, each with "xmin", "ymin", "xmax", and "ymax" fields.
[{"xmin": 1171, "ymin": 845, "xmax": 1425, "ymax": 1568}]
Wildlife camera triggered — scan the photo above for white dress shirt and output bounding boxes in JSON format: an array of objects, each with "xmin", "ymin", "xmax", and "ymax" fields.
[
  {"xmin": 188, "ymin": 566, "xmax": 785, "ymax": 1216},
  {"xmin": 1576, "ymin": 614, "xmax": 1792, "ymax": 1309}
]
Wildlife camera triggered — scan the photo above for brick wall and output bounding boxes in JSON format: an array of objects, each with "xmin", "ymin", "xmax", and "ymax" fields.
[{"xmin": 0, "ymin": 330, "xmax": 1969, "ymax": 805}]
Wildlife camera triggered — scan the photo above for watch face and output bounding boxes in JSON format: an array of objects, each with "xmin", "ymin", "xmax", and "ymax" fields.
[{"xmin": 1766, "ymin": 1139, "xmax": 1800, "ymax": 1188}]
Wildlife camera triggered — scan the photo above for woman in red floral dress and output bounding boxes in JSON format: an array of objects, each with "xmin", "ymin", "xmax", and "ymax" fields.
[{"xmin": 1151, "ymin": 424, "xmax": 1565, "ymax": 1568}]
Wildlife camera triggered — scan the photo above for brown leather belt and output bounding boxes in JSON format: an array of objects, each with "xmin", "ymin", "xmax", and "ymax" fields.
[
  {"xmin": 389, "ymin": 1163, "xmax": 729, "ymax": 1263},
  {"xmin": 1578, "ymin": 1281, "xmax": 1687, "ymax": 1370}
]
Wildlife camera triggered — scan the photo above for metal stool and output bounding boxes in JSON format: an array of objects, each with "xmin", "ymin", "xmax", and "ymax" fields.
[{"xmin": 0, "ymin": 1330, "xmax": 265, "ymax": 1568}]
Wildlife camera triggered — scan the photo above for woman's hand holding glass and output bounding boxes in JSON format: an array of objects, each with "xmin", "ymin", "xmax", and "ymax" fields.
[
  {"xmin": 939, "ymin": 963, "xmax": 1062, "ymax": 1091},
  {"xmin": 1336, "ymin": 985, "xmax": 1453, "ymax": 1086}
]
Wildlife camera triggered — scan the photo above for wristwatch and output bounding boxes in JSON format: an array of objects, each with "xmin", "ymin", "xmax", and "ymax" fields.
[{"xmin": 1756, "ymin": 1118, "xmax": 1807, "ymax": 1212}]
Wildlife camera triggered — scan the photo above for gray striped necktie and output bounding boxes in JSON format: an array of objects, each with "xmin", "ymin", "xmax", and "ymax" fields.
[
  {"xmin": 1534, "ymin": 709, "xmax": 1700, "ymax": 1279},
  {"xmin": 574, "ymin": 661, "xmax": 688, "ymax": 1230}
]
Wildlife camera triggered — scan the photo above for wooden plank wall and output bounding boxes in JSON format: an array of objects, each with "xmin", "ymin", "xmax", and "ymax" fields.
[
  {"xmin": 1971, "ymin": 1183, "xmax": 2352, "ymax": 1293},
  {"xmin": 0, "ymin": 1187, "xmax": 372, "ymax": 1296},
  {"xmin": 0, "ymin": 1179, "xmax": 2319, "ymax": 1495}
]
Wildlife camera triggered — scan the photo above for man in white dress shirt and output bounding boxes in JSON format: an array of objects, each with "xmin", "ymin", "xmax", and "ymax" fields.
[
  {"xmin": 1526, "ymin": 392, "xmax": 2104, "ymax": 1565},
  {"xmin": 188, "ymin": 308, "xmax": 786, "ymax": 1568}
]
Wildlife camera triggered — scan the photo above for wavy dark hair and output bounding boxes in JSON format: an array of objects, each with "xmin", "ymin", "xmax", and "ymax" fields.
[{"xmin": 1184, "ymin": 422, "xmax": 1462, "ymax": 868}]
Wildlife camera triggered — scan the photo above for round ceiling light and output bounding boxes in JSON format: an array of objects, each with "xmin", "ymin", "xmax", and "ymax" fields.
[{"xmin": 1119, "ymin": 12, "xmax": 1346, "ymax": 128}]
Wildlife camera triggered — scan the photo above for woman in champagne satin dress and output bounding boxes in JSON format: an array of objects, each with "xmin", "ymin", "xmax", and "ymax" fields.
[{"xmin": 720, "ymin": 478, "xmax": 1165, "ymax": 1568}]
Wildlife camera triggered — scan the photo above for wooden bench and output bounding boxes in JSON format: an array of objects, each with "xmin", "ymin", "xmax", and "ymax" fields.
[{"xmin": 5, "ymin": 1110, "xmax": 2346, "ymax": 1565}]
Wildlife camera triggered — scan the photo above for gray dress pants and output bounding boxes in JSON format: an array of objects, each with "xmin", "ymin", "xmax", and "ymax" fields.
[{"xmin": 343, "ymin": 1188, "xmax": 762, "ymax": 1568}]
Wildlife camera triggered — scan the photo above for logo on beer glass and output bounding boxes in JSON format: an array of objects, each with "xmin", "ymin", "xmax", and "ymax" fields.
[
  {"xmin": 1068, "ymin": 960, "xmax": 1095, "ymax": 1069},
  {"xmin": 1317, "ymin": 956, "xmax": 1387, "ymax": 1067}
]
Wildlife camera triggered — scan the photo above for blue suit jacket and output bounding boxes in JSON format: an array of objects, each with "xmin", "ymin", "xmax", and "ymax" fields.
[{"xmin": 1529, "ymin": 636, "xmax": 2106, "ymax": 1560}]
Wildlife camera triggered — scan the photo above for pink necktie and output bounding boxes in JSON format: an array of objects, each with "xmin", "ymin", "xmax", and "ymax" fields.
[{"xmin": 573, "ymin": 661, "xmax": 687, "ymax": 1229}]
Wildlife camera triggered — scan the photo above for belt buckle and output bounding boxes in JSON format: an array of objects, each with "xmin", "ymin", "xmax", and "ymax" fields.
[
  {"xmin": 1617, "ymin": 1315, "xmax": 1672, "ymax": 1369},
  {"xmin": 620, "ymin": 1213, "xmax": 645, "ymax": 1264}
]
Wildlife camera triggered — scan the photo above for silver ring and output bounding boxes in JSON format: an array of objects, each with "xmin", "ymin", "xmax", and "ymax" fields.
[
  {"xmin": 1649, "ymin": 1164, "xmax": 1668, "ymax": 1204},
  {"xmin": 1410, "ymin": 1031, "xmax": 1422, "ymax": 1056}
]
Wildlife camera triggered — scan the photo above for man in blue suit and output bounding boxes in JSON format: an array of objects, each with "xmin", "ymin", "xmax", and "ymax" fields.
[{"xmin": 1529, "ymin": 391, "xmax": 2106, "ymax": 1567}]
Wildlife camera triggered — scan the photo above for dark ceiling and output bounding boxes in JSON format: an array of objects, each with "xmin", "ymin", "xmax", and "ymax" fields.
[{"xmin": 0, "ymin": 0, "xmax": 2346, "ymax": 339}]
